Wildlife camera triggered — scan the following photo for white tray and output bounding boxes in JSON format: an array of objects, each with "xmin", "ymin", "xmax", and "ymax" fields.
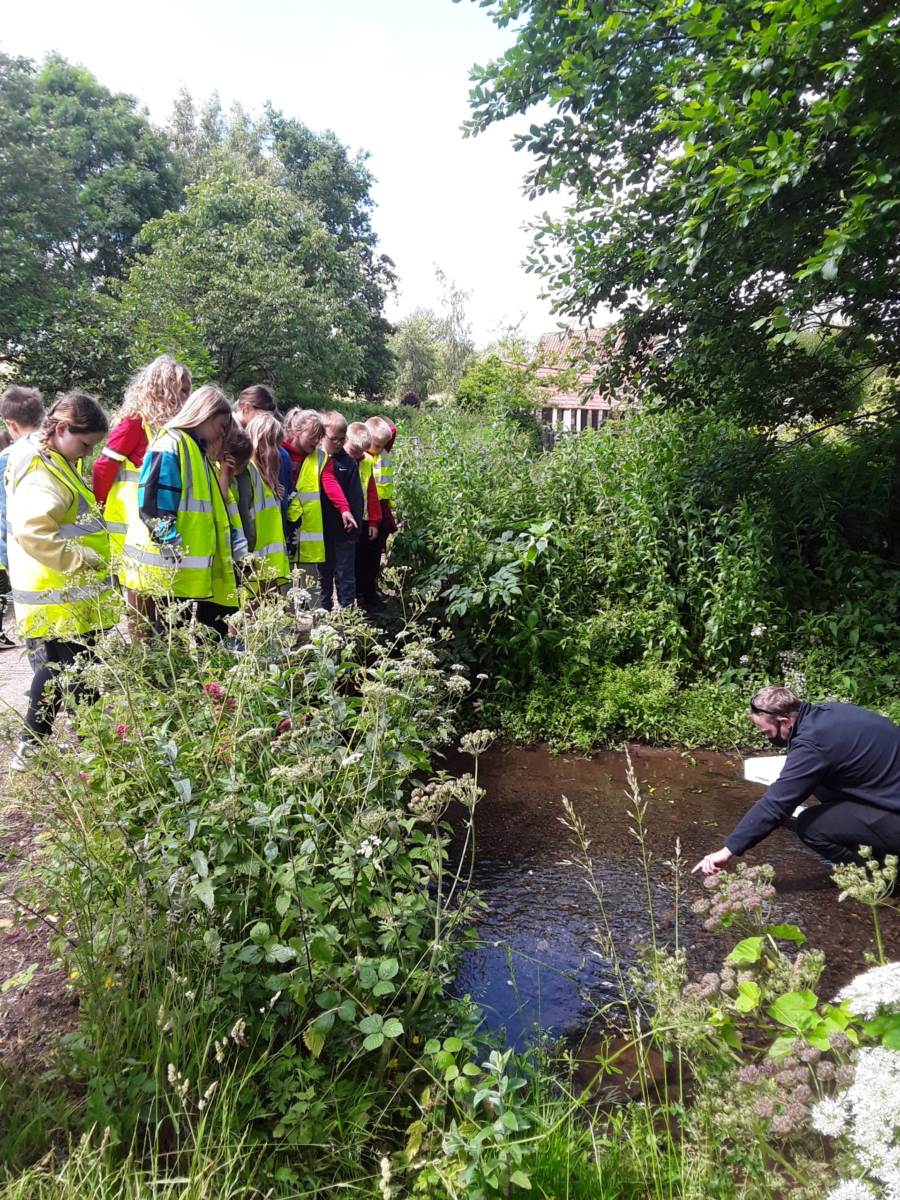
[{"xmin": 743, "ymin": 756, "xmax": 786, "ymax": 786}]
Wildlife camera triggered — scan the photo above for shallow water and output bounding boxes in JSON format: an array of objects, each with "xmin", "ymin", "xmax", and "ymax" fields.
[{"xmin": 445, "ymin": 744, "xmax": 900, "ymax": 1048}]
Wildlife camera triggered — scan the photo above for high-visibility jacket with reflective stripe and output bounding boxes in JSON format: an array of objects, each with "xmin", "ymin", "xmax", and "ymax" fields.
[
  {"xmin": 246, "ymin": 461, "xmax": 289, "ymax": 582},
  {"xmin": 102, "ymin": 418, "xmax": 152, "ymax": 560},
  {"xmin": 358, "ymin": 454, "xmax": 375, "ymax": 522},
  {"xmin": 286, "ymin": 448, "xmax": 326, "ymax": 563},
  {"xmin": 215, "ymin": 466, "xmax": 249, "ymax": 567},
  {"xmin": 121, "ymin": 430, "xmax": 237, "ymax": 604},
  {"xmin": 372, "ymin": 449, "xmax": 393, "ymax": 500},
  {"xmin": 7, "ymin": 448, "xmax": 117, "ymax": 640}
]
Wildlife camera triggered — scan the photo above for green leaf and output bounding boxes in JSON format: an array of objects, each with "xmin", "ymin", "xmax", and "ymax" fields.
[
  {"xmin": 378, "ymin": 957, "xmax": 399, "ymax": 980},
  {"xmin": 314, "ymin": 1011, "xmax": 335, "ymax": 1033},
  {"xmin": 309, "ymin": 936, "xmax": 332, "ymax": 963},
  {"xmin": 363, "ymin": 1032, "xmax": 384, "ymax": 1050},
  {"xmin": 249, "ymin": 922, "xmax": 270, "ymax": 945},
  {"xmin": 358, "ymin": 1014, "xmax": 383, "ymax": 1036},
  {"xmin": 726, "ymin": 937, "xmax": 764, "ymax": 963},
  {"xmin": 768, "ymin": 924, "xmax": 806, "ymax": 944},
  {"xmin": 443, "ymin": 1036, "xmax": 464, "ymax": 1052},
  {"xmin": 358, "ymin": 965, "xmax": 378, "ymax": 988},
  {"xmin": 383, "ymin": 1018, "xmax": 404, "ymax": 1038},
  {"xmin": 768, "ymin": 990, "xmax": 818, "ymax": 1029},
  {"xmin": 190, "ymin": 850, "xmax": 208, "ymax": 878},
  {"xmin": 510, "ymin": 1171, "xmax": 531, "ymax": 1190},
  {"xmin": 734, "ymin": 981, "xmax": 762, "ymax": 1012},
  {"xmin": 372, "ymin": 980, "xmax": 395, "ymax": 997},
  {"xmin": 192, "ymin": 877, "xmax": 214, "ymax": 910},
  {"xmin": 303, "ymin": 1023, "xmax": 326, "ymax": 1058}
]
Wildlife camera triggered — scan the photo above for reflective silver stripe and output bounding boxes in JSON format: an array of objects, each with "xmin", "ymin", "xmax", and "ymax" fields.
[
  {"xmin": 252, "ymin": 542, "xmax": 286, "ymax": 557},
  {"xmin": 226, "ymin": 502, "xmax": 239, "ymax": 517},
  {"xmin": 123, "ymin": 544, "xmax": 215, "ymax": 570},
  {"xmin": 297, "ymin": 531, "xmax": 324, "ymax": 542},
  {"xmin": 233, "ymin": 535, "xmax": 249, "ymax": 561},
  {"xmin": 12, "ymin": 577, "xmax": 114, "ymax": 605},
  {"xmin": 183, "ymin": 498, "xmax": 213, "ymax": 513},
  {"xmin": 117, "ymin": 468, "xmax": 140, "ymax": 483},
  {"xmin": 251, "ymin": 496, "xmax": 280, "ymax": 516},
  {"xmin": 105, "ymin": 520, "xmax": 128, "ymax": 534},
  {"xmin": 59, "ymin": 519, "xmax": 106, "ymax": 538},
  {"xmin": 297, "ymin": 491, "xmax": 320, "ymax": 502}
]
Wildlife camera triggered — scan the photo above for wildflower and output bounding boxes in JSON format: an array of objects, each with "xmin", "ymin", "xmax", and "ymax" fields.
[
  {"xmin": 834, "ymin": 1064, "xmax": 856, "ymax": 1087},
  {"xmin": 830, "ymin": 1031, "xmax": 852, "ymax": 1052},
  {"xmin": 832, "ymin": 849, "xmax": 898, "ymax": 907},
  {"xmin": 446, "ymin": 674, "xmax": 470, "ymax": 695},
  {"xmin": 751, "ymin": 624, "xmax": 767, "ymax": 637},
  {"xmin": 811, "ymin": 1096, "xmax": 848, "ymax": 1137},
  {"xmin": 78, "ymin": 772, "xmax": 91, "ymax": 782},
  {"xmin": 736, "ymin": 1065, "xmax": 760, "ymax": 1084},
  {"xmin": 755, "ymin": 1098, "xmax": 775, "ymax": 1118},
  {"xmin": 230, "ymin": 1017, "xmax": 247, "ymax": 1047},
  {"xmin": 104, "ymin": 976, "xmax": 115, "ymax": 989},
  {"xmin": 835, "ymin": 961, "xmax": 900, "ymax": 1020},
  {"xmin": 214, "ymin": 1039, "xmax": 225, "ymax": 1063},
  {"xmin": 379, "ymin": 1155, "xmax": 392, "ymax": 1200},
  {"xmin": 771, "ymin": 1112, "xmax": 794, "ymax": 1134},
  {"xmin": 167, "ymin": 1063, "xmax": 178, "ymax": 1084},
  {"xmin": 184, "ymin": 990, "xmax": 195, "ymax": 1002},
  {"xmin": 739, "ymin": 654, "xmax": 750, "ymax": 665},
  {"xmin": 197, "ymin": 1080, "xmax": 218, "ymax": 1111},
  {"xmin": 115, "ymin": 724, "xmax": 129, "ymax": 741},
  {"xmin": 816, "ymin": 1060, "xmax": 836, "ymax": 1081},
  {"xmin": 340, "ymin": 750, "xmax": 364, "ymax": 768},
  {"xmin": 204, "ymin": 682, "xmax": 224, "ymax": 699},
  {"xmin": 69, "ymin": 970, "xmax": 79, "ymax": 980},
  {"xmin": 277, "ymin": 718, "xmax": 291, "ymax": 733},
  {"xmin": 476, "ymin": 673, "xmax": 489, "ymax": 681},
  {"xmin": 459, "ymin": 729, "xmax": 495, "ymax": 757},
  {"xmin": 801, "ymin": 1047, "xmax": 822, "ymax": 1064},
  {"xmin": 359, "ymin": 835, "xmax": 383, "ymax": 860},
  {"xmin": 825, "ymin": 1184, "xmax": 875, "ymax": 1200},
  {"xmin": 792, "ymin": 1084, "xmax": 812, "ymax": 1105}
]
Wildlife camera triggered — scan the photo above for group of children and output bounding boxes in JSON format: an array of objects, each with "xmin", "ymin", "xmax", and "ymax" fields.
[{"xmin": 0, "ymin": 355, "xmax": 398, "ymax": 768}]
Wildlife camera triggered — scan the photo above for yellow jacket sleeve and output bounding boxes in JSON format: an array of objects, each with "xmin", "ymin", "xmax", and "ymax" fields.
[{"xmin": 9, "ymin": 462, "xmax": 102, "ymax": 574}]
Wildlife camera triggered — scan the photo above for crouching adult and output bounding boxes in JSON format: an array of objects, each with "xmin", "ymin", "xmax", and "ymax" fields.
[{"xmin": 692, "ymin": 686, "xmax": 900, "ymax": 875}]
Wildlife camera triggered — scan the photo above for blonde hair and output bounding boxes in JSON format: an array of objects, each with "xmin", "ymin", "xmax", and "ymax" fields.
[
  {"xmin": 284, "ymin": 408, "xmax": 325, "ymax": 441},
  {"xmin": 164, "ymin": 385, "xmax": 232, "ymax": 433},
  {"xmin": 365, "ymin": 415, "xmax": 393, "ymax": 443},
  {"xmin": 346, "ymin": 421, "xmax": 371, "ymax": 454},
  {"xmin": 118, "ymin": 355, "xmax": 191, "ymax": 430},
  {"xmin": 246, "ymin": 412, "xmax": 285, "ymax": 499},
  {"xmin": 323, "ymin": 410, "xmax": 348, "ymax": 436},
  {"xmin": 38, "ymin": 392, "xmax": 108, "ymax": 451}
]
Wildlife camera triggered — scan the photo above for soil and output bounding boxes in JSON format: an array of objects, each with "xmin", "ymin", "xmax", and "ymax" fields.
[
  {"xmin": 0, "ymin": 638, "xmax": 79, "ymax": 1062},
  {"xmin": 445, "ymin": 743, "xmax": 900, "ymax": 1048}
]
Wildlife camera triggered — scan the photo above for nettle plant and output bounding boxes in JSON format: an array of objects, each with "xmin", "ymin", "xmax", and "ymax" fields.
[{"xmin": 13, "ymin": 598, "xmax": 484, "ymax": 1153}]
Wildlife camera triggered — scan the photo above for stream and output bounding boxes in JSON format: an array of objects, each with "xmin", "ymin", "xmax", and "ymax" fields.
[{"xmin": 445, "ymin": 744, "xmax": 900, "ymax": 1048}]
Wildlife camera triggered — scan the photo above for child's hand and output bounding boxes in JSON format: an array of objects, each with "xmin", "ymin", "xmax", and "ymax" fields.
[
  {"xmin": 341, "ymin": 511, "xmax": 358, "ymax": 532},
  {"xmin": 368, "ymin": 525, "xmax": 378, "ymax": 541}
]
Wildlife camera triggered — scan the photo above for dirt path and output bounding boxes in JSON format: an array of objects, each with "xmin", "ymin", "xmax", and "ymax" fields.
[{"xmin": 0, "ymin": 637, "xmax": 80, "ymax": 1060}]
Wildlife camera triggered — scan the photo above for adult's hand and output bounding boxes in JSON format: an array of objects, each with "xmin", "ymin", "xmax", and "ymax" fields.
[
  {"xmin": 342, "ymin": 511, "xmax": 358, "ymax": 532},
  {"xmin": 691, "ymin": 846, "xmax": 734, "ymax": 876},
  {"xmin": 368, "ymin": 524, "xmax": 378, "ymax": 541}
]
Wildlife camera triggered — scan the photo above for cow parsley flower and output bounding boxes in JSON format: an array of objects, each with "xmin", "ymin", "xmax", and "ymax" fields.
[
  {"xmin": 826, "ymin": 1183, "xmax": 875, "ymax": 1200},
  {"xmin": 835, "ymin": 962, "xmax": 900, "ymax": 1020},
  {"xmin": 811, "ymin": 1095, "xmax": 848, "ymax": 1137}
]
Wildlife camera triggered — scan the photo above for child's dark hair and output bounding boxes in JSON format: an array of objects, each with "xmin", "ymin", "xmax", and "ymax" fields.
[
  {"xmin": 237, "ymin": 384, "xmax": 279, "ymax": 415},
  {"xmin": 0, "ymin": 385, "xmax": 44, "ymax": 429},
  {"xmin": 38, "ymin": 392, "xmax": 108, "ymax": 450},
  {"xmin": 225, "ymin": 425, "xmax": 253, "ymax": 468}
]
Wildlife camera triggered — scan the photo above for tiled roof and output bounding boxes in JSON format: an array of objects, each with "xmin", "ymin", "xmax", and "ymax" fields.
[{"xmin": 530, "ymin": 329, "xmax": 637, "ymax": 409}]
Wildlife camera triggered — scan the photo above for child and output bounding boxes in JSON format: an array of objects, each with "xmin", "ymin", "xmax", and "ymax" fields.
[
  {"xmin": 121, "ymin": 385, "xmax": 239, "ymax": 640},
  {"xmin": 364, "ymin": 415, "xmax": 399, "ymax": 600},
  {"xmin": 345, "ymin": 422, "xmax": 383, "ymax": 613},
  {"xmin": 6, "ymin": 393, "xmax": 117, "ymax": 769},
  {"xmin": 234, "ymin": 385, "xmax": 292, "ymax": 519},
  {"xmin": 283, "ymin": 410, "xmax": 326, "ymax": 573},
  {"xmin": 93, "ymin": 355, "xmax": 191, "ymax": 634},
  {"xmin": 317, "ymin": 411, "xmax": 362, "ymax": 611},
  {"xmin": 242, "ymin": 413, "xmax": 290, "ymax": 589},
  {"xmin": 0, "ymin": 385, "xmax": 45, "ymax": 650}
]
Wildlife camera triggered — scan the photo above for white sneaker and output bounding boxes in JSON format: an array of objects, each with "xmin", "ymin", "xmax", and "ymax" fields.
[{"xmin": 9, "ymin": 740, "xmax": 38, "ymax": 773}]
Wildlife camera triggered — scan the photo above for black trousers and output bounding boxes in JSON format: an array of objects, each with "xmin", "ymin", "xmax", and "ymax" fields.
[
  {"xmin": 24, "ymin": 632, "xmax": 99, "ymax": 740},
  {"xmin": 796, "ymin": 794, "xmax": 900, "ymax": 864},
  {"xmin": 355, "ymin": 525, "xmax": 386, "ymax": 603}
]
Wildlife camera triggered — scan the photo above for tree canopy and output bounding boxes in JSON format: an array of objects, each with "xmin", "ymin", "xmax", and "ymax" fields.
[{"xmin": 467, "ymin": 0, "xmax": 900, "ymax": 426}]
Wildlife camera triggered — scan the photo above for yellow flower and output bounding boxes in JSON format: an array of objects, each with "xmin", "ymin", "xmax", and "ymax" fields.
[
  {"xmin": 69, "ymin": 970, "xmax": 79, "ymax": 980},
  {"xmin": 104, "ymin": 977, "xmax": 115, "ymax": 989},
  {"xmin": 387, "ymin": 1058, "xmax": 399, "ymax": 1069},
  {"xmin": 412, "ymin": 1035, "xmax": 419, "ymax": 1044}
]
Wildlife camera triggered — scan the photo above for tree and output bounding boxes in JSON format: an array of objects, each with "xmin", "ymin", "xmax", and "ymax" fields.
[
  {"xmin": 467, "ymin": 0, "xmax": 900, "ymax": 427},
  {"xmin": 456, "ymin": 353, "xmax": 537, "ymax": 413},
  {"xmin": 117, "ymin": 172, "xmax": 374, "ymax": 397},
  {"xmin": 389, "ymin": 310, "xmax": 443, "ymax": 400}
]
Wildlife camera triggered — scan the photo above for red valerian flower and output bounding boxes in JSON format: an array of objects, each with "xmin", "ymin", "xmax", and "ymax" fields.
[{"xmin": 115, "ymin": 724, "xmax": 129, "ymax": 741}]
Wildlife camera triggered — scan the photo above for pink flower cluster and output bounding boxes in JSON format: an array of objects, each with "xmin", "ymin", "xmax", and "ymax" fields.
[
  {"xmin": 736, "ymin": 1041, "xmax": 856, "ymax": 1137},
  {"xmin": 205, "ymin": 682, "xmax": 236, "ymax": 714},
  {"xmin": 691, "ymin": 864, "xmax": 776, "ymax": 931}
]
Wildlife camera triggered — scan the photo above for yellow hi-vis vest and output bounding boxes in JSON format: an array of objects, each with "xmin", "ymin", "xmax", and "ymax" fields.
[
  {"xmin": 286, "ymin": 447, "xmax": 326, "ymax": 563},
  {"xmin": 121, "ymin": 429, "xmax": 237, "ymax": 604},
  {"xmin": 373, "ymin": 448, "xmax": 393, "ymax": 501},
  {"xmin": 7, "ymin": 448, "xmax": 117, "ymax": 640},
  {"xmin": 247, "ymin": 461, "xmax": 289, "ymax": 582},
  {"xmin": 358, "ymin": 454, "xmax": 375, "ymax": 522},
  {"xmin": 102, "ymin": 418, "xmax": 152, "ymax": 561}
]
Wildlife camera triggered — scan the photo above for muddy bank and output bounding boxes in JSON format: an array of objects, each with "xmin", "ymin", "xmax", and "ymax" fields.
[{"xmin": 445, "ymin": 744, "xmax": 900, "ymax": 1047}]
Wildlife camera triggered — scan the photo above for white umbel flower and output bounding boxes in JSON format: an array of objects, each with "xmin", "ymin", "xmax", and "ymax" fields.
[
  {"xmin": 812, "ymin": 1095, "xmax": 848, "ymax": 1137},
  {"xmin": 835, "ymin": 962, "xmax": 900, "ymax": 1020},
  {"xmin": 826, "ymin": 1182, "xmax": 875, "ymax": 1200}
]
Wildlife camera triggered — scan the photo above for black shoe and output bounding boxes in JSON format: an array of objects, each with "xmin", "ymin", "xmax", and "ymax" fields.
[
  {"xmin": 0, "ymin": 632, "xmax": 17, "ymax": 650},
  {"xmin": 359, "ymin": 594, "xmax": 387, "ymax": 613}
]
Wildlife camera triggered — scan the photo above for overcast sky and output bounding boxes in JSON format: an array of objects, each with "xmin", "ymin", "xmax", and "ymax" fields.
[{"xmin": 4, "ymin": 0, "xmax": 578, "ymax": 347}]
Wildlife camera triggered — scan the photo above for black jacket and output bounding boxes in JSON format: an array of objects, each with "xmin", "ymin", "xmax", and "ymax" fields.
[
  {"xmin": 726, "ymin": 701, "xmax": 900, "ymax": 855},
  {"xmin": 321, "ymin": 449, "xmax": 363, "ymax": 545}
]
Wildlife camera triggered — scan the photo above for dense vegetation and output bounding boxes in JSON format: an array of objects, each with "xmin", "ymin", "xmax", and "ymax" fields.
[{"xmin": 393, "ymin": 404, "xmax": 900, "ymax": 749}]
